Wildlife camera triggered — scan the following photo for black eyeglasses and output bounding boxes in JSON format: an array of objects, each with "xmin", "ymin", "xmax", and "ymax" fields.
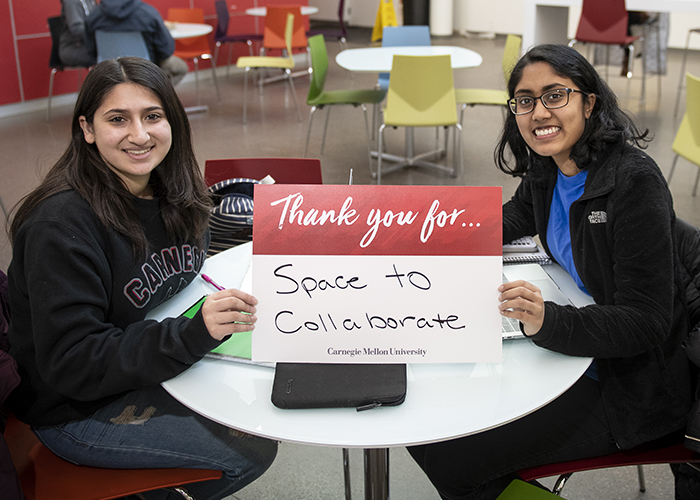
[{"xmin": 507, "ymin": 88, "xmax": 589, "ymax": 115}]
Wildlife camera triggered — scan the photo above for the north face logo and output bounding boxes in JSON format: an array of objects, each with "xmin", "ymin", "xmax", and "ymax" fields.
[{"xmin": 588, "ymin": 211, "xmax": 607, "ymax": 224}]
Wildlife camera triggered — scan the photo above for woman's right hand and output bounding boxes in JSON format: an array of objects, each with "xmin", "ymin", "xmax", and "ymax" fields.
[{"xmin": 201, "ymin": 289, "xmax": 258, "ymax": 341}]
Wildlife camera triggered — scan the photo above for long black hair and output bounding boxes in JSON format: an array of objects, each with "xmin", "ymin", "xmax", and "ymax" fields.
[
  {"xmin": 10, "ymin": 57, "xmax": 211, "ymax": 256},
  {"xmin": 494, "ymin": 44, "xmax": 650, "ymax": 176}
]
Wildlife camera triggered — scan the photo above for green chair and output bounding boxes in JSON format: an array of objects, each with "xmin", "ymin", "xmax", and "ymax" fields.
[
  {"xmin": 377, "ymin": 54, "xmax": 462, "ymax": 184},
  {"xmin": 496, "ymin": 480, "xmax": 564, "ymax": 499},
  {"xmin": 303, "ymin": 34, "xmax": 386, "ymax": 170},
  {"xmin": 454, "ymin": 34, "xmax": 521, "ymax": 126},
  {"xmin": 235, "ymin": 13, "xmax": 300, "ymax": 124},
  {"xmin": 668, "ymin": 72, "xmax": 700, "ymax": 196}
]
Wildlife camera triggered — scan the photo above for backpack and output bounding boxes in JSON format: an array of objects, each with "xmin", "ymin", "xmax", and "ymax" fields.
[{"xmin": 207, "ymin": 178, "xmax": 258, "ymax": 256}]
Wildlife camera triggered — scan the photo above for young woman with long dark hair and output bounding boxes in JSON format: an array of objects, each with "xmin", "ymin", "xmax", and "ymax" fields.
[
  {"xmin": 408, "ymin": 44, "xmax": 692, "ymax": 499},
  {"xmin": 6, "ymin": 57, "xmax": 277, "ymax": 500}
]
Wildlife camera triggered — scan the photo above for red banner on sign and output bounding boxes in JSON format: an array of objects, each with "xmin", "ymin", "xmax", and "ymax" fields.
[{"xmin": 252, "ymin": 185, "xmax": 502, "ymax": 256}]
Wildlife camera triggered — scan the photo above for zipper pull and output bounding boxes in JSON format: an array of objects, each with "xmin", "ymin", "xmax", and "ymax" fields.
[{"xmin": 356, "ymin": 401, "xmax": 383, "ymax": 412}]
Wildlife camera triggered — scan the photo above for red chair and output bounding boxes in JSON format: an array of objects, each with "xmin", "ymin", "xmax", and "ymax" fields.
[
  {"xmin": 167, "ymin": 8, "xmax": 220, "ymax": 105},
  {"xmin": 4, "ymin": 411, "xmax": 222, "ymax": 500},
  {"xmin": 518, "ymin": 437, "xmax": 700, "ymax": 496},
  {"xmin": 204, "ymin": 157, "xmax": 322, "ymax": 186},
  {"xmin": 568, "ymin": 0, "xmax": 648, "ymax": 101}
]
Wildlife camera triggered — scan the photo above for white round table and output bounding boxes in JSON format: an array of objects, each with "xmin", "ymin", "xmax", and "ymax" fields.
[
  {"xmin": 245, "ymin": 6, "xmax": 319, "ymax": 16},
  {"xmin": 149, "ymin": 243, "xmax": 591, "ymax": 499},
  {"xmin": 166, "ymin": 22, "xmax": 213, "ymax": 40},
  {"xmin": 335, "ymin": 46, "xmax": 483, "ymax": 73}
]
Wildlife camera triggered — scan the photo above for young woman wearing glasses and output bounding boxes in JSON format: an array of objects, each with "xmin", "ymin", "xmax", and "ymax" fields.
[{"xmin": 408, "ymin": 44, "xmax": 693, "ymax": 499}]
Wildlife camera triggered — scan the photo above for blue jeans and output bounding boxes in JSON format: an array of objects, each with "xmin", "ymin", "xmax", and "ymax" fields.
[{"xmin": 33, "ymin": 386, "xmax": 278, "ymax": 500}]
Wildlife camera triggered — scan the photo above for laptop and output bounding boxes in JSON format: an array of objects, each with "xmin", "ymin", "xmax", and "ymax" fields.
[{"xmin": 501, "ymin": 264, "xmax": 584, "ymax": 340}]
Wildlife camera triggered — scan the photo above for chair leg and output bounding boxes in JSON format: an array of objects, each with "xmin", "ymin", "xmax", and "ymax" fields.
[
  {"xmin": 453, "ymin": 123, "xmax": 463, "ymax": 178},
  {"xmin": 210, "ymin": 57, "xmax": 221, "ymax": 102},
  {"xmin": 320, "ymin": 106, "xmax": 331, "ymax": 155},
  {"xmin": 668, "ymin": 154, "xmax": 680, "ymax": 184},
  {"xmin": 552, "ymin": 472, "xmax": 572, "ymax": 496},
  {"xmin": 634, "ymin": 42, "xmax": 646, "ymax": 104},
  {"xmin": 343, "ymin": 448, "xmax": 352, "ymax": 500},
  {"xmin": 284, "ymin": 69, "xmax": 302, "ymax": 122},
  {"xmin": 360, "ymin": 104, "xmax": 374, "ymax": 179},
  {"xmin": 227, "ymin": 44, "xmax": 234, "ymax": 77},
  {"xmin": 0, "ymin": 195, "xmax": 8, "ymax": 218},
  {"xmin": 675, "ymin": 30, "xmax": 693, "ymax": 118},
  {"xmin": 242, "ymin": 67, "xmax": 250, "ymax": 124},
  {"xmin": 47, "ymin": 69, "xmax": 57, "ymax": 121},
  {"xmin": 655, "ymin": 22, "xmax": 662, "ymax": 103},
  {"xmin": 193, "ymin": 57, "xmax": 201, "ymax": 106},
  {"xmin": 637, "ymin": 464, "xmax": 647, "ymax": 492},
  {"xmin": 170, "ymin": 486, "xmax": 196, "ymax": 500},
  {"xmin": 304, "ymin": 105, "xmax": 318, "ymax": 157},
  {"xmin": 377, "ymin": 124, "xmax": 387, "ymax": 185}
]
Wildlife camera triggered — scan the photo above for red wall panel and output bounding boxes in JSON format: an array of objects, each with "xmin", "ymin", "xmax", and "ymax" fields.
[
  {"xmin": 0, "ymin": 0, "xmax": 21, "ymax": 105},
  {"xmin": 0, "ymin": 0, "xmax": 275, "ymax": 106},
  {"xmin": 13, "ymin": 0, "xmax": 59, "ymax": 36}
]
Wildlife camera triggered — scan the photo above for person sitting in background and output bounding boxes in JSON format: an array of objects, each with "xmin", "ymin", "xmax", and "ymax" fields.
[
  {"xmin": 58, "ymin": 0, "xmax": 97, "ymax": 67},
  {"xmin": 408, "ymin": 43, "xmax": 693, "ymax": 499},
  {"xmin": 85, "ymin": 0, "xmax": 188, "ymax": 86}
]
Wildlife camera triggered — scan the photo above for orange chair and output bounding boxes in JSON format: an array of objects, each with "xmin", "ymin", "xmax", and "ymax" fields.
[
  {"xmin": 518, "ymin": 434, "xmax": 700, "ymax": 496},
  {"xmin": 204, "ymin": 157, "xmax": 322, "ymax": 186},
  {"xmin": 167, "ymin": 8, "xmax": 220, "ymax": 105},
  {"xmin": 261, "ymin": 5, "xmax": 309, "ymax": 79},
  {"xmin": 4, "ymin": 412, "xmax": 222, "ymax": 500}
]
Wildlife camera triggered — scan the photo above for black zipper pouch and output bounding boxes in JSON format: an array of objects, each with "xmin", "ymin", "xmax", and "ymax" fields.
[{"xmin": 271, "ymin": 363, "xmax": 407, "ymax": 411}]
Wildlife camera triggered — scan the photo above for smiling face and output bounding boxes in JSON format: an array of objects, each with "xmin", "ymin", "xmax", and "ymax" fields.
[
  {"xmin": 79, "ymin": 82, "xmax": 172, "ymax": 198},
  {"xmin": 513, "ymin": 62, "xmax": 596, "ymax": 175}
]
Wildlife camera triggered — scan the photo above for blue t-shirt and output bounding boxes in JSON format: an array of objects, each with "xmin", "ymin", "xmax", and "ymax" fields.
[
  {"xmin": 547, "ymin": 169, "xmax": 589, "ymax": 294},
  {"xmin": 547, "ymin": 168, "xmax": 598, "ymax": 380}
]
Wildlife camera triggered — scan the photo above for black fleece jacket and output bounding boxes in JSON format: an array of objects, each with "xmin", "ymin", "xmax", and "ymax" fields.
[
  {"xmin": 503, "ymin": 142, "xmax": 692, "ymax": 450},
  {"xmin": 7, "ymin": 191, "xmax": 218, "ymax": 426}
]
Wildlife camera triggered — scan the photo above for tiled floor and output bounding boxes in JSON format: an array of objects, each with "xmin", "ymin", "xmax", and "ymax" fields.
[{"xmin": 1, "ymin": 26, "xmax": 698, "ymax": 499}]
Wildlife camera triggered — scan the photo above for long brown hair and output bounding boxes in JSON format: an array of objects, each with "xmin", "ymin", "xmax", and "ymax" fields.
[{"xmin": 10, "ymin": 57, "xmax": 211, "ymax": 256}]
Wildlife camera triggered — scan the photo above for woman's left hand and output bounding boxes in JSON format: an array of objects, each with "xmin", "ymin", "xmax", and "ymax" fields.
[{"xmin": 498, "ymin": 280, "xmax": 545, "ymax": 336}]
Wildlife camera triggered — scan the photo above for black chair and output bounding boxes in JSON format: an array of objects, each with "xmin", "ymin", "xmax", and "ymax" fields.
[
  {"xmin": 213, "ymin": 0, "xmax": 263, "ymax": 77},
  {"xmin": 47, "ymin": 16, "xmax": 90, "ymax": 121},
  {"xmin": 94, "ymin": 30, "xmax": 151, "ymax": 64},
  {"xmin": 306, "ymin": 0, "xmax": 347, "ymax": 51}
]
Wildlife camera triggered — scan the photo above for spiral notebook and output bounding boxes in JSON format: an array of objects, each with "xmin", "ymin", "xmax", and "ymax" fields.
[{"xmin": 503, "ymin": 236, "xmax": 551, "ymax": 265}]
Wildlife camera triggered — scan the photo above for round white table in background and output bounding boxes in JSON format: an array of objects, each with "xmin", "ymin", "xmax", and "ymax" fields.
[
  {"xmin": 335, "ymin": 45, "xmax": 483, "ymax": 72},
  {"xmin": 245, "ymin": 6, "xmax": 319, "ymax": 16},
  {"xmin": 166, "ymin": 22, "xmax": 213, "ymax": 40}
]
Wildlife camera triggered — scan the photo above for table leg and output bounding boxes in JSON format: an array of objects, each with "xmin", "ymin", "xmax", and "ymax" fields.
[
  {"xmin": 364, "ymin": 448, "xmax": 389, "ymax": 500},
  {"xmin": 184, "ymin": 105, "xmax": 209, "ymax": 114}
]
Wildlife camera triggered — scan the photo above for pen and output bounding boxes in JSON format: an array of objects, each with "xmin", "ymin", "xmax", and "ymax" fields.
[{"xmin": 201, "ymin": 273, "xmax": 225, "ymax": 291}]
